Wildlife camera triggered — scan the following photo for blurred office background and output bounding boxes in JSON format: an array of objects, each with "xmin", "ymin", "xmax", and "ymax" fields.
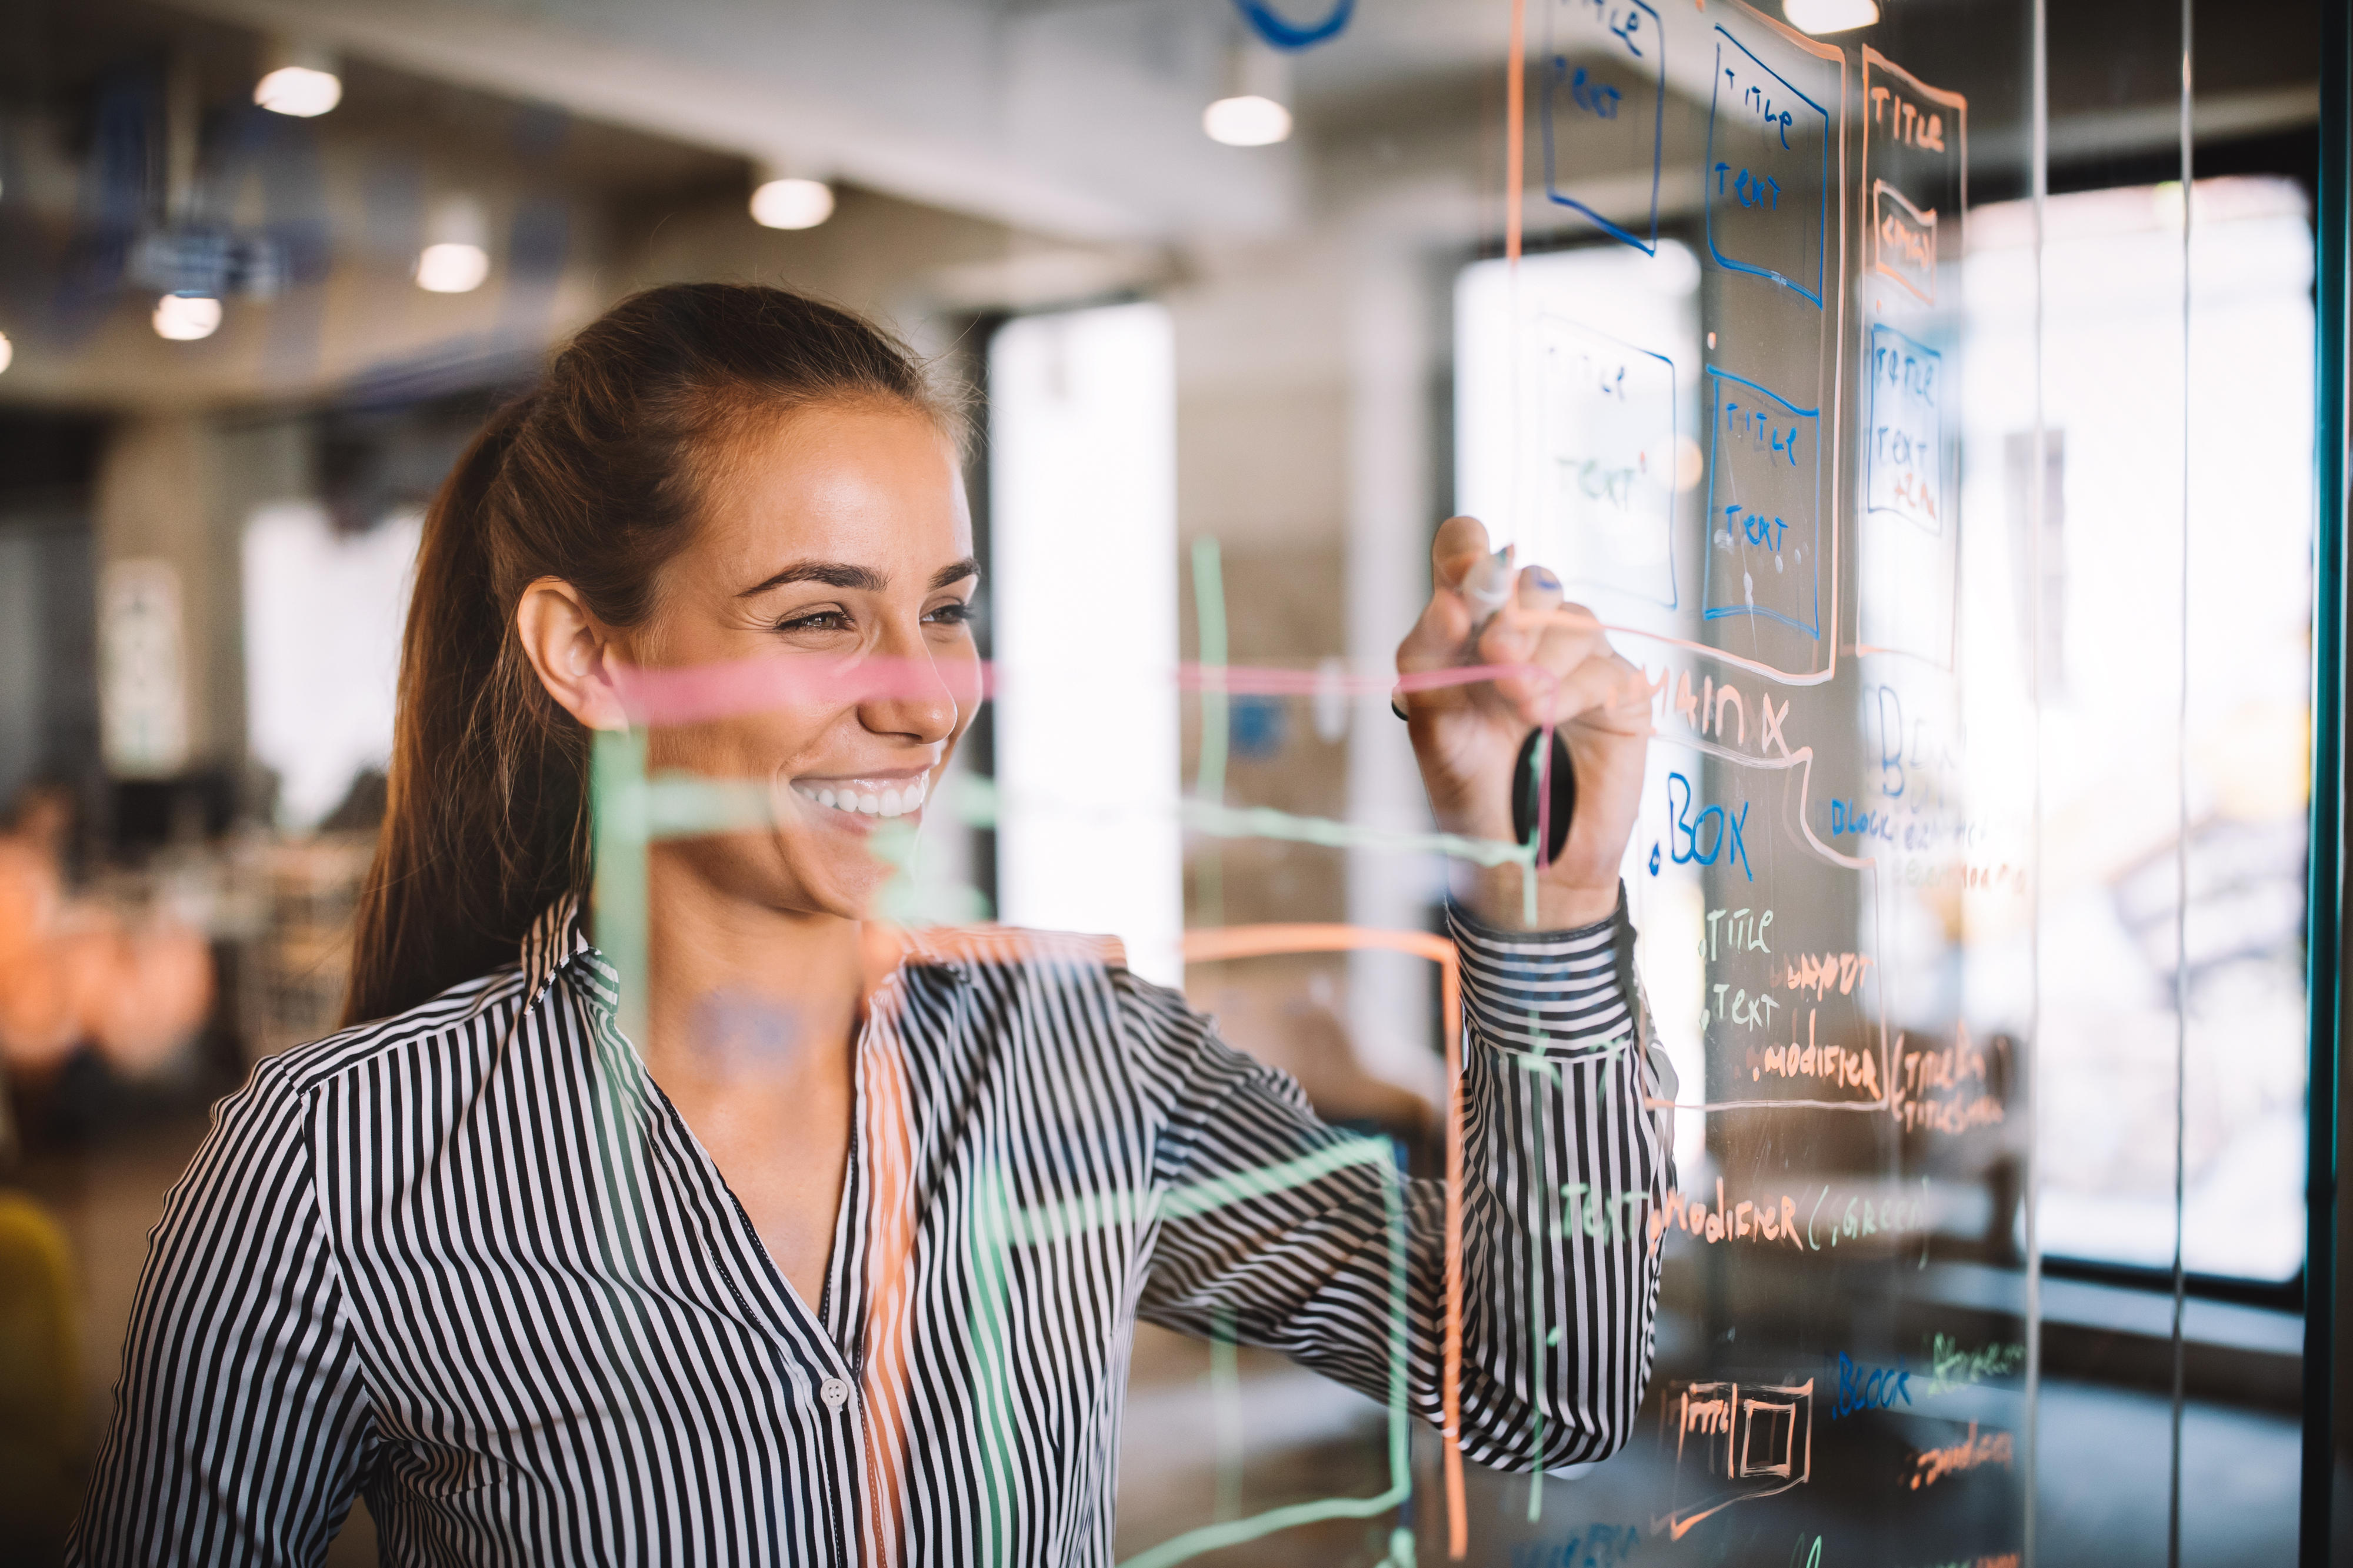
[{"xmin": 0, "ymin": 0, "xmax": 2331, "ymax": 1562}]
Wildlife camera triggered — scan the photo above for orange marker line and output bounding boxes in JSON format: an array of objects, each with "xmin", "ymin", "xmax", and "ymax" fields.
[
  {"xmin": 1178, "ymin": 923, "xmax": 1467, "ymax": 1559},
  {"xmin": 1479, "ymin": 0, "xmax": 1528, "ymax": 1547},
  {"xmin": 858, "ymin": 993, "xmax": 916, "ymax": 1567},
  {"xmin": 1505, "ymin": 0, "xmax": 1527, "ymax": 272}
]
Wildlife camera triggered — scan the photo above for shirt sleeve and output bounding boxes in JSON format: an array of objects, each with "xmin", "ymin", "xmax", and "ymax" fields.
[
  {"xmin": 68, "ymin": 1057, "xmax": 374, "ymax": 1566},
  {"xmin": 1132, "ymin": 888, "xmax": 1670, "ymax": 1471}
]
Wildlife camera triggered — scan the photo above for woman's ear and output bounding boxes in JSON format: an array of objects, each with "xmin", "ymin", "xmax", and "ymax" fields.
[{"xmin": 515, "ymin": 578, "xmax": 629, "ymax": 732}]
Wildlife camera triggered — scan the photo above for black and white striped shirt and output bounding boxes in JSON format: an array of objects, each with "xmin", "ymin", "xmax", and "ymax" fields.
[{"xmin": 72, "ymin": 894, "xmax": 1667, "ymax": 1566}]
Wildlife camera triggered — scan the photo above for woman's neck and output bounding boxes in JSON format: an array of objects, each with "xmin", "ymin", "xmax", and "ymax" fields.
[
  {"xmin": 631, "ymin": 851, "xmax": 869, "ymax": 1307},
  {"xmin": 636, "ymin": 853, "xmax": 870, "ymax": 1097}
]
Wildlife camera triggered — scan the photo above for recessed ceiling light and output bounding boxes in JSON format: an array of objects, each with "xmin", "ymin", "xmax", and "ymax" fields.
[
  {"xmin": 750, "ymin": 176, "xmax": 836, "ymax": 231},
  {"xmin": 1204, "ymin": 95, "xmax": 1292, "ymax": 147},
  {"xmin": 1782, "ymin": 0, "xmax": 1879, "ymax": 34},
  {"xmin": 416, "ymin": 242, "xmax": 491, "ymax": 293},
  {"xmin": 153, "ymin": 294, "xmax": 222, "ymax": 341},
  {"xmin": 255, "ymin": 64, "xmax": 342, "ymax": 118}
]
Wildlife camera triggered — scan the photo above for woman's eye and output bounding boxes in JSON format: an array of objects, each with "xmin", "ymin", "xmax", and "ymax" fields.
[
  {"xmin": 775, "ymin": 609, "xmax": 851, "ymax": 634},
  {"xmin": 925, "ymin": 602, "xmax": 973, "ymax": 626}
]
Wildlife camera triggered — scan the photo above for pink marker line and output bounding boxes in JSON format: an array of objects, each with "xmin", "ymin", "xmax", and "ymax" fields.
[{"xmin": 609, "ymin": 656, "xmax": 1559, "ymax": 728}]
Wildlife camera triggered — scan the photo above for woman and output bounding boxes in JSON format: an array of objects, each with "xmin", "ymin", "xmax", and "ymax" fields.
[{"xmin": 72, "ymin": 284, "xmax": 1668, "ymax": 1566}]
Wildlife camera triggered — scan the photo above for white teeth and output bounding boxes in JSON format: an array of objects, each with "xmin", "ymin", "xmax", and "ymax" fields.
[{"xmin": 792, "ymin": 778, "xmax": 929, "ymax": 818}]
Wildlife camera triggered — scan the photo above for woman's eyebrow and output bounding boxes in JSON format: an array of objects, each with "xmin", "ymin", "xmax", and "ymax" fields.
[
  {"xmin": 738, "ymin": 561, "xmax": 886, "ymax": 596},
  {"xmin": 737, "ymin": 557, "xmax": 978, "ymax": 597}
]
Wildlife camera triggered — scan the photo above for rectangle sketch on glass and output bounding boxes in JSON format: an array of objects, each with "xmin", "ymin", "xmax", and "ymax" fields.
[
  {"xmin": 1858, "ymin": 323, "xmax": 1958, "ymax": 668},
  {"xmin": 1872, "ymin": 180, "xmax": 1938, "ymax": 302},
  {"xmin": 1659, "ymin": 1377, "xmax": 1815, "ymax": 1540},
  {"xmin": 1703, "ymin": 365, "xmax": 1821, "ymax": 636},
  {"xmin": 1541, "ymin": 0, "xmax": 1667, "ymax": 253},
  {"xmin": 1538, "ymin": 312, "xmax": 1678, "ymax": 606},
  {"xmin": 1861, "ymin": 48, "xmax": 1968, "ymax": 308},
  {"xmin": 1864, "ymin": 323, "xmax": 1942, "ymax": 533},
  {"xmin": 1704, "ymin": 25, "xmax": 1831, "ymax": 307}
]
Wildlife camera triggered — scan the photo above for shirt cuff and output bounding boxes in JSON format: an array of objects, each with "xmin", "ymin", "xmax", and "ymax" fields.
[{"xmin": 1447, "ymin": 883, "xmax": 1638, "ymax": 1060}]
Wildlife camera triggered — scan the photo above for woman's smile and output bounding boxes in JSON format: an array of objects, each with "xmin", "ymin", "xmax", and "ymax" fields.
[{"xmin": 787, "ymin": 768, "xmax": 931, "ymax": 821}]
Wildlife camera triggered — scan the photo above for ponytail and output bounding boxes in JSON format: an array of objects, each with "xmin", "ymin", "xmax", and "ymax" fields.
[
  {"xmin": 344, "ymin": 397, "xmax": 584, "ymax": 1026},
  {"xmin": 342, "ymin": 284, "xmax": 958, "ymax": 1027}
]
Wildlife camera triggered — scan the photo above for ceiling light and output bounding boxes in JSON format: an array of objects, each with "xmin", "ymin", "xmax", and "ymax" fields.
[
  {"xmin": 153, "ymin": 294, "xmax": 221, "ymax": 341},
  {"xmin": 1206, "ymin": 34, "xmax": 1293, "ymax": 147},
  {"xmin": 1204, "ymin": 94, "xmax": 1292, "ymax": 146},
  {"xmin": 416, "ymin": 242, "xmax": 491, "ymax": 293},
  {"xmin": 255, "ymin": 64, "xmax": 341, "ymax": 118},
  {"xmin": 255, "ymin": 39, "xmax": 341, "ymax": 118},
  {"xmin": 751, "ymin": 176, "xmax": 835, "ymax": 231},
  {"xmin": 416, "ymin": 194, "xmax": 491, "ymax": 292},
  {"xmin": 0, "ymin": 332, "xmax": 13, "ymax": 374},
  {"xmin": 1782, "ymin": 0, "xmax": 1879, "ymax": 34}
]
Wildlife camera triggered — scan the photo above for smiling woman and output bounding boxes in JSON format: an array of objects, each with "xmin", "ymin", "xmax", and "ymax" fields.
[
  {"xmin": 68, "ymin": 283, "xmax": 1674, "ymax": 1568},
  {"xmin": 347, "ymin": 286, "xmax": 975, "ymax": 1030}
]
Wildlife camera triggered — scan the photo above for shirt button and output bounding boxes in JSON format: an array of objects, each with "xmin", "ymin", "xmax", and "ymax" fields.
[{"xmin": 820, "ymin": 1377, "xmax": 851, "ymax": 1412}]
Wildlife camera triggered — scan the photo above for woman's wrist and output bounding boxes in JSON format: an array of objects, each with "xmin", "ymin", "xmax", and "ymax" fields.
[{"xmin": 1454, "ymin": 864, "xmax": 1621, "ymax": 933}]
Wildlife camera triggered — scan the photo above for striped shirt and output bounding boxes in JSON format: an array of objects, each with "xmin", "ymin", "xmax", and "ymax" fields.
[{"xmin": 71, "ymin": 893, "xmax": 1668, "ymax": 1566}]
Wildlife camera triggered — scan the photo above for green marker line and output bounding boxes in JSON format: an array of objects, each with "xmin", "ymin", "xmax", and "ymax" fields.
[
  {"xmin": 1181, "ymin": 800, "xmax": 1532, "ymax": 873},
  {"xmin": 953, "ymin": 1133, "xmax": 1411, "ymax": 1568},
  {"xmin": 645, "ymin": 773, "xmax": 771, "ymax": 836},
  {"xmin": 1191, "ymin": 537, "xmax": 1229, "ymax": 930},
  {"xmin": 1116, "ymin": 1146, "xmax": 1413, "ymax": 1568},
  {"xmin": 592, "ymin": 729, "xmax": 652, "ymax": 1049},
  {"xmin": 622, "ymin": 770, "xmax": 1534, "ymax": 878},
  {"xmin": 996, "ymin": 1140, "xmax": 1391, "ymax": 1250},
  {"xmin": 1161, "ymin": 1140, "xmax": 1395, "ymax": 1222},
  {"xmin": 965, "ymin": 1160, "xmax": 1021, "ymax": 1566},
  {"xmin": 1528, "ymin": 1071, "xmax": 1551, "ymax": 1522},
  {"xmin": 1121, "ymin": 1485, "xmax": 1413, "ymax": 1568},
  {"xmin": 1211, "ymin": 1303, "xmax": 1241, "ymax": 1521},
  {"xmin": 585, "ymin": 724, "xmax": 716, "ymax": 1417}
]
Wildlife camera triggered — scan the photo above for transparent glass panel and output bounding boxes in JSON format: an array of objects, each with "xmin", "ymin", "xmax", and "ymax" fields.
[{"xmin": 0, "ymin": 3, "xmax": 2327, "ymax": 1567}]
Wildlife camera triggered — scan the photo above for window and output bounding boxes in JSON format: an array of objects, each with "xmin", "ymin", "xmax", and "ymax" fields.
[{"xmin": 987, "ymin": 302, "xmax": 1184, "ymax": 985}]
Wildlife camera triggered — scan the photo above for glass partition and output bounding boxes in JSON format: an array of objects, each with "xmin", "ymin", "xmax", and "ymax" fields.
[{"xmin": 0, "ymin": 2, "xmax": 2332, "ymax": 1566}]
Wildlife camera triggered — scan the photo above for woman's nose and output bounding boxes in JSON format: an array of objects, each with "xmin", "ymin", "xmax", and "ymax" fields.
[{"xmin": 861, "ymin": 624, "xmax": 964, "ymax": 743}]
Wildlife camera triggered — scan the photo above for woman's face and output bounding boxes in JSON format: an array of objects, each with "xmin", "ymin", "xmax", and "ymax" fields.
[{"xmin": 624, "ymin": 399, "xmax": 979, "ymax": 922}]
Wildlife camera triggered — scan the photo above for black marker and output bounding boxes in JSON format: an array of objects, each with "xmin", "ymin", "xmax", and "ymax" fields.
[
  {"xmin": 1513, "ymin": 726, "xmax": 1576, "ymax": 868},
  {"xmin": 1467, "ymin": 548, "xmax": 1578, "ymax": 866}
]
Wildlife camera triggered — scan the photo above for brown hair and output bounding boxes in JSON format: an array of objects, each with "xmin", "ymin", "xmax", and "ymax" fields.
[{"xmin": 343, "ymin": 283, "xmax": 956, "ymax": 1027}]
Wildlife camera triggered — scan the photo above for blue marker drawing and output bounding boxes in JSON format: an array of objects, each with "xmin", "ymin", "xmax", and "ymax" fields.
[
  {"xmin": 1855, "ymin": 322, "xmax": 1959, "ymax": 666},
  {"xmin": 1231, "ymin": 0, "xmax": 1353, "ymax": 51},
  {"xmin": 1667, "ymin": 772, "xmax": 1754, "ymax": 880},
  {"xmin": 1702, "ymin": 366, "xmax": 1822, "ymax": 638},
  {"xmin": 1865, "ymin": 323, "xmax": 1942, "ymax": 535},
  {"xmin": 1538, "ymin": 313, "xmax": 1678, "ymax": 608},
  {"xmin": 1541, "ymin": 0, "xmax": 1665, "ymax": 255},
  {"xmin": 1704, "ymin": 26, "xmax": 1831, "ymax": 306}
]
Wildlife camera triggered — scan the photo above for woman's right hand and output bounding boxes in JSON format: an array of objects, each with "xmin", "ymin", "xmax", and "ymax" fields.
[{"xmin": 1396, "ymin": 515, "xmax": 1654, "ymax": 930}]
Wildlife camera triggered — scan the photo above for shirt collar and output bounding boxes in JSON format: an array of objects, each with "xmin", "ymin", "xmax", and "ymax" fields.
[
  {"xmin": 514, "ymin": 896, "xmax": 1049, "ymax": 1017},
  {"xmin": 519, "ymin": 893, "xmax": 596, "ymax": 1008}
]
